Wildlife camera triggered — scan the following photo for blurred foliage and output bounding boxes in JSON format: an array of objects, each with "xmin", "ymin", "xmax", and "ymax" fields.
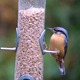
[{"xmin": 0, "ymin": 0, "xmax": 80, "ymax": 80}]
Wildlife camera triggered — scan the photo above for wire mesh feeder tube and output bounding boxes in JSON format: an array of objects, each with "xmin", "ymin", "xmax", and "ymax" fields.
[{"xmin": 14, "ymin": 0, "xmax": 46, "ymax": 80}]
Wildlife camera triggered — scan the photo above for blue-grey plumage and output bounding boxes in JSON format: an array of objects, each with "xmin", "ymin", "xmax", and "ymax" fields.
[{"xmin": 48, "ymin": 27, "xmax": 69, "ymax": 75}]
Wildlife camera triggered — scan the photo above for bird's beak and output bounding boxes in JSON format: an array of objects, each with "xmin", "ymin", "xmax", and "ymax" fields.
[{"xmin": 48, "ymin": 28, "xmax": 55, "ymax": 32}]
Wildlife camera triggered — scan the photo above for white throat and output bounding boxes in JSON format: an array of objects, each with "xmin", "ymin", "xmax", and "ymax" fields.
[{"xmin": 56, "ymin": 32, "xmax": 65, "ymax": 37}]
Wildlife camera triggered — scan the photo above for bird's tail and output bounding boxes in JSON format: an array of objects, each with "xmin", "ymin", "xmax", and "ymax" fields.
[
  {"xmin": 59, "ymin": 64, "xmax": 65, "ymax": 75},
  {"xmin": 57, "ymin": 58, "xmax": 65, "ymax": 75}
]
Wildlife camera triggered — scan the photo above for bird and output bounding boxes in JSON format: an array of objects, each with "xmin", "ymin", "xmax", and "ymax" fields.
[{"xmin": 48, "ymin": 27, "xmax": 69, "ymax": 75}]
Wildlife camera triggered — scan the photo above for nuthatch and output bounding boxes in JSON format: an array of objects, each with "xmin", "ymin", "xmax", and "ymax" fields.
[{"xmin": 48, "ymin": 27, "xmax": 69, "ymax": 75}]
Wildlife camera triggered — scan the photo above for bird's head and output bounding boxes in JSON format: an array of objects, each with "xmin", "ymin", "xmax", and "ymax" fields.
[{"xmin": 48, "ymin": 27, "xmax": 69, "ymax": 41}]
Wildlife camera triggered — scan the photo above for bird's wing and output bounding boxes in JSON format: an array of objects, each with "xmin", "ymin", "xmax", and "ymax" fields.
[{"xmin": 64, "ymin": 36, "xmax": 68, "ymax": 58}]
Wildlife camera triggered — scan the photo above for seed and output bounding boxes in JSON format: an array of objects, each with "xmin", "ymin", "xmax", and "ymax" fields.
[{"xmin": 16, "ymin": 7, "xmax": 45, "ymax": 80}]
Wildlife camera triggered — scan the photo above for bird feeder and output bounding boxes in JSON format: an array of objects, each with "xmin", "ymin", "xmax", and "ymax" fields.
[{"xmin": 14, "ymin": 0, "xmax": 46, "ymax": 80}]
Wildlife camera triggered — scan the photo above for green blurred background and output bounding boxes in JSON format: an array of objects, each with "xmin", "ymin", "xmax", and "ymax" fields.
[{"xmin": 0, "ymin": 0, "xmax": 80, "ymax": 80}]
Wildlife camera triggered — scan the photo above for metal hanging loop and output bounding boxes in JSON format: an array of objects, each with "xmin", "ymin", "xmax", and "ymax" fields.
[
  {"xmin": 39, "ymin": 29, "xmax": 59, "ymax": 55},
  {"xmin": 0, "ymin": 28, "xmax": 19, "ymax": 51}
]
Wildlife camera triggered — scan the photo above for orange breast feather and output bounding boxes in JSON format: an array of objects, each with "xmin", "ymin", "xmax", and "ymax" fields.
[{"xmin": 49, "ymin": 34, "xmax": 65, "ymax": 59}]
